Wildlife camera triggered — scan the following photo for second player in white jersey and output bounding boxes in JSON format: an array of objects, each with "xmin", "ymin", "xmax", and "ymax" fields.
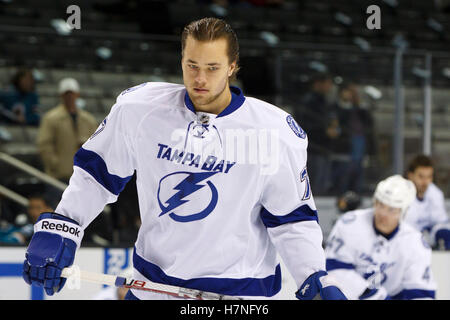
[{"xmin": 325, "ymin": 175, "xmax": 436, "ymax": 300}]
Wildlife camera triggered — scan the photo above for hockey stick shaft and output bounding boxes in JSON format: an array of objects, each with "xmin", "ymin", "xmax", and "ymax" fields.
[{"xmin": 61, "ymin": 266, "xmax": 242, "ymax": 300}]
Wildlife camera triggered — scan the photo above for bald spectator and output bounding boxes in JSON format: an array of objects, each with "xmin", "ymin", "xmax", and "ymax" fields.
[{"xmin": 37, "ymin": 78, "xmax": 98, "ymax": 182}]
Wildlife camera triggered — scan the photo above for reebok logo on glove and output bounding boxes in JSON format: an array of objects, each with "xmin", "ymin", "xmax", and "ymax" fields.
[
  {"xmin": 41, "ymin": 221, "xmax": 81, "ymax": 237},
  {"xmin": 34, "ymin": 217, "xmax": 84, "ymax": 248}
]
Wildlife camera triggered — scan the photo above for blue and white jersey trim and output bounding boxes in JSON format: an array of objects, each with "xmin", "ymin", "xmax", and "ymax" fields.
[
  {"xmin": 73, "ymin": 147, "xmax": 133, "ymax": 195},
  {"xmin": 133, "ymin": 249, "xmax": 282, "ymax": 297},
  {"xmin": 391, "ymin": 289, "xmax": 435, "ymax": 300},
  {"xmin": 326, "ymin": 258, "xmax": 356, "ymax": 271},
  {"xmin": 260, "ymin": 204, "xmax": 318, "ymax": 228},
  {"xmin": 184, "ymin": 86, "xmax": 245, "ymax": 117}
]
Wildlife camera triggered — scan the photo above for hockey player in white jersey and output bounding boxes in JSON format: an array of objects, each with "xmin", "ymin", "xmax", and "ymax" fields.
[
  {"xmin": 22, "ymin": 18, "xmax": 346, "ymax": 300},
  {"xmin": 404, "ymin": 154, "xmax": 450, "ymax": 250},
  {"xmin": 325, "ymin": 175, "xmax": 437, "ymax": 299}
]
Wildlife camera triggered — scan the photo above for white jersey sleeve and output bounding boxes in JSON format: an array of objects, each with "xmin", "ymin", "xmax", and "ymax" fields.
[
  {"xmin": 260, "ymin": 116, "xmax": 326, "ymax": 289},
  {"xmin": 427, "ymin": 184, "xmax": 450, "ymax": 244},
  {"xmin": 55, "ymin": 95, "xmax": 137, "ymax": 228},
  {"xmin": 325, "ymin": 213, "xmax": 371, "ymax": 299},
  {"xmin": 405, "ymin": 183, "xmax": 449, "ymax": 231},
  {"xmin": 391, "ymin": 233, "xmax": 436, "ymax": 299}
]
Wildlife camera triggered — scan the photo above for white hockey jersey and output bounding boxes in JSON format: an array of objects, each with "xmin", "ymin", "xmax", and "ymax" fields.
[
  {"xmin": 404, "ymin": 183, "xmax": 449, "ymax": 246},
  {"xmin": 55, "ymin": 82, "xmax": 326, "ymax": 299},
  {"xmin": 325, "ymin": 208, "xmax": 436, "ymax": 300}
]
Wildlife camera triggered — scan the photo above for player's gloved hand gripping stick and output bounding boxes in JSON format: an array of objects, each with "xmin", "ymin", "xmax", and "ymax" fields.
[
  {"xmin": 296, "ymin": 271, "xmax": 347, "ymax": 300},
  {"xmin": 23, "ymin": 212, "xmax": 240, "ymax": 300},
  {"xmin": 23, "ymin": 212, "xmax": 82, "ymax": 296}
]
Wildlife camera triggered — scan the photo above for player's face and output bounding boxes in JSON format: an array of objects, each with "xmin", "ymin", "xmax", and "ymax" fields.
[
  {"xmin": 374, "ymin": 200, "xmax": 402, "ymax": 234},
  {"xmin": 182, "ymin": 36, "xmax": 236, "ymax": 114},
  {"xmin": 407, "ymin": 166, "xmax": 433, "ymax": 198}
]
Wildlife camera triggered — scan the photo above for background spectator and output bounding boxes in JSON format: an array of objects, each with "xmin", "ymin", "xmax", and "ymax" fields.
[
  {"xmin": 37, "ymin": 78, "xmax": 98, "ymax": 183},
  {"xmin": 13, "ymin": 193, "xmax": 53, "ymax": 244},
  {"xmin": 0, "ymin": 193, "xmax": 52, "ymax": 244},
  {"xmin": 294, "ymin": 72, "xmax": 336, "ymax": 195},
  {"xmin": 0, "ymin": 68, "xmax": 40, "ymax": 126},
  {"xmin": 330, "ymin": 82, "xmax": 376, "ymax": 195}
]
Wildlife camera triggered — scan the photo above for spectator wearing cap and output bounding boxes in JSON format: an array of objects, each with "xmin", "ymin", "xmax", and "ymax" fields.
[
  {"xmin": 0, "ymin": 68, "xmax": 40, "ymax": 125},
  {"xmin": 37, "ymin": 78, "xmax": 98, "ymax": 182}
]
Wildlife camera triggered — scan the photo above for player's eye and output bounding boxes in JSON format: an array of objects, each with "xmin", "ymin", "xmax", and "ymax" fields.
[
  {"xmin": 189, "ymin": 64, "xmax": 198, "ymax": 69},
  {"xmin": 208, "ymin": 66, "xmax": 218, "ymax": 71}
]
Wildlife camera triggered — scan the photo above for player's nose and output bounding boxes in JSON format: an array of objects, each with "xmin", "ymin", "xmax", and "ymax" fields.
[{"xmin": 194, "ymin": 70, "xmax": 207, "ymax": 85}]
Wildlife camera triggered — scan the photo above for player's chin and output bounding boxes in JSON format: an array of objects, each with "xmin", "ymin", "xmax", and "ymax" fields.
[
  {"xmin": 417, "ymin": 187, "xmax": 427, "ymax": 195},
  {"xmin": 191, "ymin": 94, "xmax": 211, "ymax": 105}
]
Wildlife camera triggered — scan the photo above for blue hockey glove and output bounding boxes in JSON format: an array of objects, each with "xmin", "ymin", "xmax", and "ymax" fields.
[
  {"xmin": 435, "ymin": 228, "xmax": 450, "ymax": 250},
  {"xmin": 296, "ymin": 271, "xmax": 347, "ymax": 300},
  {"xmin": 23, "ymin": 212, "xmax": 83, "ymax": 296}
]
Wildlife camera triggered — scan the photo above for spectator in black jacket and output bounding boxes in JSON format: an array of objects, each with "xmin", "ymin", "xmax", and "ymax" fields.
[
  {"xmin": 330, "ymin": 82, "xmax": 376, "ymax": 194},
  {"xmin": 293, "ymin": 72, "xmax": 336, "ymax": 195}
]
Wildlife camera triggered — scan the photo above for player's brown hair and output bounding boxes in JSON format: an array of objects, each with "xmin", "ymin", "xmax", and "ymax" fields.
[
  {"xmin": 407, "ymin": 154, "xmax": 434, "ymax": 173},
  {"xmin": 181, "ymin": 17, "xmax": 240, "ymax": 80}
]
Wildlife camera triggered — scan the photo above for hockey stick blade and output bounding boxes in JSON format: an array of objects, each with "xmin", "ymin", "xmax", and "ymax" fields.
[{"xmin": 61, "ymin": 266, "xmax": 243, "ymax": 300}]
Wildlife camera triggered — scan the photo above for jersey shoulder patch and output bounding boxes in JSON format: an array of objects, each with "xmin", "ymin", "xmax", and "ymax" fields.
[
  {"xmin": 120, "ymin": 82, "xmax": 148, "ymax": 96},
  {"xmin": 89, "ymin": 117, "xmax": 107, "ymax": 140},
  {"xmin": 286, "ymin": 115, "xmax": 307, "ymax": 139}
]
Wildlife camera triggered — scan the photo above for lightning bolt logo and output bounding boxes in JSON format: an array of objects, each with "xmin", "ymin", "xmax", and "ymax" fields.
[{"xmin": 157, "ymin": 171, "xmax": 219, "ymax": 223}]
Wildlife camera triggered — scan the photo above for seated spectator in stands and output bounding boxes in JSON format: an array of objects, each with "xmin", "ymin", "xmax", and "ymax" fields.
[
  {"xmin": 37, "ymin": 78, "xmax": 98, "ymax": 183},
  {"xmin": 330, "ymin": 82, "xmax": 376, "ymax": 195},
  {"xmin": 404, "ymin": 154, "xmax": 450, "ymax": 250},
  {"xmin": 293, "ymin": 72, "xmax": 336, "ymax": 195},
  {"xmin": 0, "ymin": 193, "xmax": 53, "ymax": 244},
  {"xmin": 0, "ymin": 68, "xmax": 40, "ymax": 126}
]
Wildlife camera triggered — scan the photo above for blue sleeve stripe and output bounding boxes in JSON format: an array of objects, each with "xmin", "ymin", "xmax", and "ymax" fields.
[
  {"xmin": 73, "ymin": 147, "xmax": 132, "ymax": 196},
  {"xmin": 326, "ymin": 258, "xmax": 355, "ymax": 271},
  {"xmin": 260, "ymin": 204, "xmax": 318, "ymax": 228},
  {"xmin": 391, "ymin": 289, "xmax": 435, "ymax": 300}
]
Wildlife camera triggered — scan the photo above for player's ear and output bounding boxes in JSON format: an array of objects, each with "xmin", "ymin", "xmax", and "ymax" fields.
[{"xmin": 228, "ymin": 61, "xmax": 236, "ymax": 77}]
